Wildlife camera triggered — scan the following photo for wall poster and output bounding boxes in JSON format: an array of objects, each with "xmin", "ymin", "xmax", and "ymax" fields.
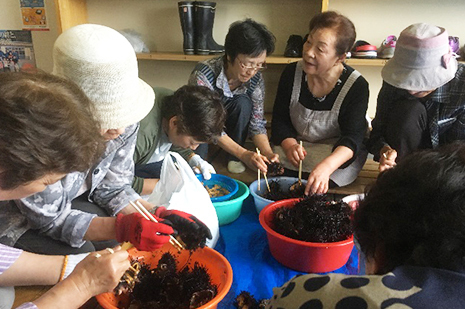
[
  {"xmin": 0, "ymin": 30, "xmax": 36, "ymax": 72},
  {"xmin": 20, "ymin": 0, "xmax": 49, "ymax": 31}
]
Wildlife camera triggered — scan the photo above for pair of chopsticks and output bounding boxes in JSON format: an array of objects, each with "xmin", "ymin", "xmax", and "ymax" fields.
[
  {"xmin": 256, "ymin": 148, "xmax": 271, "ymax": 192},
  {"xmin": 129, "ymin": 200, "xmax": 184, "ymax": 252}
]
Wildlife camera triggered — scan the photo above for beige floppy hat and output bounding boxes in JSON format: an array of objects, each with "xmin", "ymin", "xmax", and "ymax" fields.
[
  {"xmin": 53, "ymin": 24, "xmax": 154, "ymax": 130},
  {"xmin": 382, "ymin": 23, "xmax": 458, "ymax": 92}
]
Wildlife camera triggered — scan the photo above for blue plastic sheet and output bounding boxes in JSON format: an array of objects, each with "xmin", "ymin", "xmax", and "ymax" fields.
[{"xmin": 214, "ymin": 194, "xmax": 360, "ymax": 308}]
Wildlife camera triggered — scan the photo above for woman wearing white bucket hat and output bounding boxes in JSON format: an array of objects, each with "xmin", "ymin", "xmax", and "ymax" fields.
[
  {"xmin": 0, "ymin": 24, "xmax": 211, "ymax": 256},
  {"xmin": 367, "ymin": 23, "xmax": 465, "ymax": 172}
]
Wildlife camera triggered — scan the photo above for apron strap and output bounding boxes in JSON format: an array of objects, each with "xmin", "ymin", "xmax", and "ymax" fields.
[
  {"xmin": 291, "ymin": 60, "xmax": 304, "ymax": 103},
  {"xmin": 332, "ymin": 70, "xmax": 361, "ymax": 112}
]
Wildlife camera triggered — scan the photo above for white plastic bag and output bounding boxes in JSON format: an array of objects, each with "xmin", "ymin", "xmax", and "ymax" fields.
[{"xmin": 147, "ymin": 152, "xmax": 219, "ymax": 248}]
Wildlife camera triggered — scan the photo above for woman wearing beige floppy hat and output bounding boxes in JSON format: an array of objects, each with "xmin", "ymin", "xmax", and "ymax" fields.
[
  {"xmin": 367, "ymin": 23, "xmax": 465, "ymax": 172},
  {"xmin": 0, "ymin": 24, "xmax": 211, "ymax": 256}
]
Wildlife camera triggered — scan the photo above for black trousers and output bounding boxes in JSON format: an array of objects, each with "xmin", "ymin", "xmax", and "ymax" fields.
[
  {"xmin": 15, "ymin": 192, "xmax": 119, "ymax": 255},
  {"xmin": 384, "ymin": 98, "xmax": 431, "ymax": 161},
  {"xmin": 134, "ymin": 160, "xmax": 164, "ymax": 179},
  {"xmin": 197, "ymin": 93, "xmax": 253, "ymax": 162}
]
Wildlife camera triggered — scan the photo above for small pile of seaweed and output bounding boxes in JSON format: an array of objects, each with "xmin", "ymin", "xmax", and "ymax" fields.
[
  {"xmin": 262, "ymin": 179, "xmax": 305, "ymax": 201},
  {"xmin": 272, "ymin": 195, "xmax": 353, "ymax": 243},
  {"xmin": 234, "ymin": 291, "xmax": 269, "ymax": 309},
  {"xmin": 267, "ymin": 162, "xmax": 284, "ymax": 177},
  {"xmin": 171, "ymin": 219, "xmax": 210, "ymax": 251},
  {"xmin": 129, "ymin": 252, "xmax": 217, "ymax": 309}
]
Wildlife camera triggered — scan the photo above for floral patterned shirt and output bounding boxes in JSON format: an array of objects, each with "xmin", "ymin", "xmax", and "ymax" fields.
[{"xmin": 188, "ymin": 55, "xmax": 268, "ymax": 137}]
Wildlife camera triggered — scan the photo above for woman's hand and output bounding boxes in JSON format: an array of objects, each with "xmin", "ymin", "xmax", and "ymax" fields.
[
  {"xmin": 282, "ymin": 140, "xmax": 306, "ymax": 167},
  {"xmin": 379, "ymin": 146, "xmax": 397, "ymax": 172},
  {"xmin": 67, "ymin": 246, "xmax": 130, "ymax": 297},
  {"xmin": 240, "ymin": 150, "xmax": 269, "ymax": 173},
  {"xmin": 305, "ymin": 162, "xmax": 332, "ymax": 195},
  {"xmin": 264, "ymin": 152, "xmax": 280, "ymax": 163}
]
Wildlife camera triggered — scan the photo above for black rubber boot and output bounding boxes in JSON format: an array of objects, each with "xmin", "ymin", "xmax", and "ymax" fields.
[
  {"xmin": 178, "ymin": 1, "xmax": 195, "ymax": 55},
  {"xmin": 284, "ymin": 35, "xmax": 304, "ymax": 58},
  {"xmin": 194, "ymin": 1, "xmax": 224, "ymax": 55}
]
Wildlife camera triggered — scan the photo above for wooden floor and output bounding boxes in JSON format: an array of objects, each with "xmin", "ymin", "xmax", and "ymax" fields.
[{"xmin": 209, "ymin": 143, "xmax": 379, "ymax": 196}]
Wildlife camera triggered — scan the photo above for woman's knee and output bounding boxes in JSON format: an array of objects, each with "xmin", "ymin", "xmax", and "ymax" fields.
[{"xmin": 226, "ymin": 94, "xmax": 253, "ymax": 117}]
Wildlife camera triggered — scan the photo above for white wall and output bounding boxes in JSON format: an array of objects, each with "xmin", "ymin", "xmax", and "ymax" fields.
[{"xmin": 85, "ymin": 0, "xmax": 321, "ymax": 114}]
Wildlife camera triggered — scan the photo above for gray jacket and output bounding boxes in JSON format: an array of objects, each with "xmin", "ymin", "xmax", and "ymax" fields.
[{"xmin": 0, "ymin": 124, "xmax": 141, "ymax": 247}]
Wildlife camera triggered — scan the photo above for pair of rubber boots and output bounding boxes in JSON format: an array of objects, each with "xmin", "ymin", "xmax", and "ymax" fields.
[{"xmin": 178, "ymin": 1, "xmax": 224, "ymax": 55}]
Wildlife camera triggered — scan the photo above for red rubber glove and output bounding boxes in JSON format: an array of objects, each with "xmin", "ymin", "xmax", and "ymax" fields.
[
  {"xmin": 153, "ymin": 207, "xmax": 212, "ymax": 249},
  {"xmin": 115, "ymin": 213, "xmax": 174, "ymax": 251}
]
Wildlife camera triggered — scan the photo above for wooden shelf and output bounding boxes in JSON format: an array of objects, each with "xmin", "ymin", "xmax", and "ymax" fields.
[
  {"xmin": 345, "ymin": 58, "xmax": 390, "ymax": 67},
  {"xmin": 135, "ymin": 52, "xmax": 415, "ymax": 67},
  {"xmin": 136, "ymin": 52, "xmax": 301, "ymax": 64}
]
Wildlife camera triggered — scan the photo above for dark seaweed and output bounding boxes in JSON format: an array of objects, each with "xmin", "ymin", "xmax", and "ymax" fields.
[
  {"xmin": 272, "ymin": 195, "xmax": 353, "ymax": 243},
  {"xmin": 267, "ymin": 162, "xmax": 284, "ymax": 177},
  {"xmin": 129, "ymin": 252, "xmax": 218, "ymax": 309},
  {"xmin": 171, "ymin": 220, "xmax": 208, "ymax": 251},
  {"xmin": 262, "ymin": 179, "xmax": 305, "ymax": 201},
  {"xmin": 234, "ymin": 291, "xmax": 269, "ymax": 309}
]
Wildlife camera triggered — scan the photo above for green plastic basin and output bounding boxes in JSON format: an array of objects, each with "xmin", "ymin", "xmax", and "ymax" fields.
[{"xmin": 212, "ymin": 179, "xmax": 249, "ymax": 226}]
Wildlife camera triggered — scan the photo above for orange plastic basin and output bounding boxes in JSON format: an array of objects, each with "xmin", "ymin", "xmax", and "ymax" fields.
[{"xmin": 96, "ymin": 244, "xmax": 233, "ymax": 309}]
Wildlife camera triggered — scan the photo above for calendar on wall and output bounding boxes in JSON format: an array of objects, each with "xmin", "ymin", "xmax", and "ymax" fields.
[{"xmin": 20, "ymin": 0, "xmax": 49, "ymax": 31}]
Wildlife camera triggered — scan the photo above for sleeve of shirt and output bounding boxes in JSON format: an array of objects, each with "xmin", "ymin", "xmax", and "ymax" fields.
[
  {"xmin": 170, "ymin": 145, "xmax": 194, "ymax": 162},
  {"xmin": 0, "ymin": 244, "xmax": 22, "ymax": 275},
  {"xmin": 188, "ymin": 68, "xmax": 215, "ymax": 91},
  {"xmin": 132, "ymin": 125, "xmax": 150, "ymax": 194},
  {"xmin": 366, "ymin": 81, "xmax": 398, "ymax": 161},
  {"xmin": 248, "ymin": 75, "xmax": 268, "ymax": 137},
  {"xmin": 91, "ymin": 124, "xmax": 141, "ymax": 215},
  {"xmin": 15, "ymin": 303, "xmax": 38, "ymax": 309},
  {"xmin": 443, "ymin": 74, "xmax": 465, "ymax": 144},
  {"xmin": 132, "ymin": 172, "xmax": 144, "ymax": 195},
  {"xmin": 445, "ymin": 108, "xmax": 465, "ymax": 143},
  {"xmin": 271, "ymin": 63, "xmax": 298, "ymax": 146},
  {"xmin": 335, "ymin": 75, "xmax": 369, "ymax": 159},
  {"xmin": 19, "ymin": 182, "xmax": 97, "ymax": 247}
]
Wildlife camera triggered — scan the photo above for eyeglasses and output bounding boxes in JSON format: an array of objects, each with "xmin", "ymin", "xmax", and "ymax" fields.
[{"xmin": 238, "ymin": 59, "xmax": 267, "ymax": 72}]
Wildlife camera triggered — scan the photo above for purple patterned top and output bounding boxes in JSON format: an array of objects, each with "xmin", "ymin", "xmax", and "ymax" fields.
[{"xmin": 0, "ymin": 244, "xmax": 38, "ymax": 309}]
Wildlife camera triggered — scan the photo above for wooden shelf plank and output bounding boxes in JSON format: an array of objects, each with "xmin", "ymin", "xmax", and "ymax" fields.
[
  {"xmin": 135, "ymin": 52, "xmax": 390, "ymax": 66},
  {"xmin": 345, "ymin": 58, "xmax": 390, "ymax": 67},
  {"xmin": 137, "ymin": 52, "xmax": 464, "ymax": 67},
  {"xmin": 136, "ymin": 52, "xmax": 300, "ymax": 64}
]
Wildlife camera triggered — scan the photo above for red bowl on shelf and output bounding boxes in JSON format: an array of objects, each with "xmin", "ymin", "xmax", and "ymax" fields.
[
  {"xmin": 96, "ymin": 244, "xmax": 233, "ymax": 309},
  {"xmin": 259, "ymin": 198, "xmax": 354, "ymax": 273}
]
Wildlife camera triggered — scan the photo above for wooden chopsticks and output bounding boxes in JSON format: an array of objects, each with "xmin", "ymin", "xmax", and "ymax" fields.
[
  {"xmin": 129, "ymin": 201, "xmax": 184, "ymax": 251},
  {"xmin": 256, "ymin": 148, "xmax": 271, "ymax": 192}
]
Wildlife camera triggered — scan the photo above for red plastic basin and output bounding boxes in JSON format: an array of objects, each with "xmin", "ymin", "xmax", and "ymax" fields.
[{"xmin": 259, "ymin": 198, "xmax": 354, "ymax": 273}]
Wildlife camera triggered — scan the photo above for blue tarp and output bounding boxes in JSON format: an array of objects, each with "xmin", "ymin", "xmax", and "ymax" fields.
[{"xmin": 214, "ymin": 194, "xmax": 360, "ymax": 308}]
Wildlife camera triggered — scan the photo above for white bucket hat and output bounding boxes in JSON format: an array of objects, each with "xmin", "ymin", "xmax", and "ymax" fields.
[
  {"xmin": 53, "ymin": 24, "xmax": 154, "ymax": 130},
  {"xmin": 382, "ymin": 23, "xmax": 458, "ymax": 91}
]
